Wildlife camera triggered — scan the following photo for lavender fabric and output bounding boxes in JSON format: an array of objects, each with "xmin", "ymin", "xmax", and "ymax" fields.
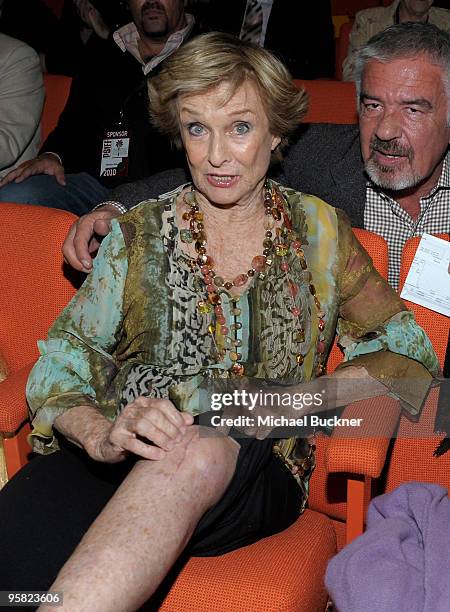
[{"xmin": 325, "ymin": 482, "xmax": 450, "ymax": 612}]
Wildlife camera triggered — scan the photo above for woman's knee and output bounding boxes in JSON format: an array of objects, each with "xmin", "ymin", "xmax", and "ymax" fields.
[{"xmin": 183, "ymin": 430, "xmax": 240, "ymax": 504}]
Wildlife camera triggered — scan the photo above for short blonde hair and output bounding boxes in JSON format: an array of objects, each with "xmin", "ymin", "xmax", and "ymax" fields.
[{"xmin": 148, "ymin": 32, "xmax": 308, "ymax": 160}]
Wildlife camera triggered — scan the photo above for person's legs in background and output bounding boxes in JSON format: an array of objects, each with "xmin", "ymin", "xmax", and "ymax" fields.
[{"xmin": 0, "ymin": 173, "xmax": 109, "ymax": 216}]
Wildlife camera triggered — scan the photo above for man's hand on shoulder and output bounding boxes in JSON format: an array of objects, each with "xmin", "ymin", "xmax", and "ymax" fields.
[
  {"xmin": 0, "ymin": 153, "xmax": 66, "ymax": 187},
  {"xmin": 63, "ymin": 203, "xmax": 123, "ymax": 272}
]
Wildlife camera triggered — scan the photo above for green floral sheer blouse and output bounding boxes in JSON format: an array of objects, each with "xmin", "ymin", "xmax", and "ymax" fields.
[{"xmin": 27, "ymin": 183, "xmax": 439, "ymax": 456}]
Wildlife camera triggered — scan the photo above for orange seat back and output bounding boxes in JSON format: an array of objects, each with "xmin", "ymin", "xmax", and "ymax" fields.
[
  {"xmin": 0, "ymin": 204, "xmax": 79, "ymax": 375},
  {"xmin": 327, "ymin": 228, "xmax": 389, "ymax": 373},
  {"xmin": 295, "ymin": 79, "xmax": 357, "ymax": 124},
  {"xmin": 42, "ymin": 74, "xmax": 72, "ymax": 143},
  {"xmin": 398, "ymin": 234, "xmax": 449, "ymax": 369}
]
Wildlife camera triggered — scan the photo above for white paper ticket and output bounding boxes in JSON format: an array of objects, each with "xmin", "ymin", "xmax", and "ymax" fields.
[{"xmin": 400, "ymin": 233, "xmax": 450, "ymax": 317}]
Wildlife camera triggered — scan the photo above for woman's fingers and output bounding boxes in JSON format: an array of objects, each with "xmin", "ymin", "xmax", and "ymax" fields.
[
  {"xmin": 109, "ymin": 397, "xmax": 196, "ymax": 459},
  {"xmin": 134, "ymin": 416, "xmax": 179, "ymax": 451},
  {"xmin": 181, "ymin": 411, "xmax": 195, "ymax": 425},
  {"xmin": 117, "ymin": 435, "xmax": 166, "ymax": 461},
  {"xmin": 132, "ymin": 397, "xmax": 187, "ymax": 438}
]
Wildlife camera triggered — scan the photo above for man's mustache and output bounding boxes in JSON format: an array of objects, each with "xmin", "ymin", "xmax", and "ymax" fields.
[
  {"xmin": 142, "ymin": 1, "xmax": 166, "ymax": 16},
  {"xmin": 370, "ymin": 136, "xmax": 413, "ymax": 160}
]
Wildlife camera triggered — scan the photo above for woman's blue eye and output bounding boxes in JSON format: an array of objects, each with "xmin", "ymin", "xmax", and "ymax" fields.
[
  {"xmin": 235, "ymin": 122, "xmax": 250, "ymax": 135},
  {"xmin": 188, "ymin": 124, "xmax": 205, "ymax": 136}
]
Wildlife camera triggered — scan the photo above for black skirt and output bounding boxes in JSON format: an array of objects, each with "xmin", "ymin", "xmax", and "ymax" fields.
[{"xmin": 0, "ymin": 431, "xmax": 302, "ymax": 592}]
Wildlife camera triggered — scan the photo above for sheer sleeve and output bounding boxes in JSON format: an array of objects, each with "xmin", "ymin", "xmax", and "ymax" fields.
[
  {"xmin": 334, "ymin": 210, "xmax": 439, "ymax": 415},
  {"xmin": 26, "ymin": 220, "xmax": 128, "ymax": 454}
]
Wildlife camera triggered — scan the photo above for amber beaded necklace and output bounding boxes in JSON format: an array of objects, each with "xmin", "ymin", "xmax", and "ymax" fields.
[{"xmin": 180, "ymin": 182, "xmax": 327, "ymax": 377}]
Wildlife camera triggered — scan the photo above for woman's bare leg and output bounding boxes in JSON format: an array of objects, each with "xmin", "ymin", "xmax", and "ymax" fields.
[{"xmin": 39, "ymin": 428, "xmax": 239, "ymax": 612}]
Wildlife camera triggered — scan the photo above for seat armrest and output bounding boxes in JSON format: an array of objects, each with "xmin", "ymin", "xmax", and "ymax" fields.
[
  {"xmin": 325, "ymin": 395, "xmax": 401, "ymax": 478},
  {"xmin": 0, "ymin": 363, "xmax": 33, "ymax": 434}
]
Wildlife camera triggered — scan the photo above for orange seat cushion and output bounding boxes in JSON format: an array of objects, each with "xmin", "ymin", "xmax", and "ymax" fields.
[{"xmin": 159, "ymin": 509, "xmax": 336, "ymax": 612}]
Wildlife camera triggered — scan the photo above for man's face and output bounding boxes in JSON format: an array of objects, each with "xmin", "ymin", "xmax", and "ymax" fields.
[
  {"xmin": 128, "ymin": 0, "xmax": 185, "ymax": 38},
  {"xmin": 401, "ymin": 0, "xmax": 433, "ymax": 18},
  {"xmin": 359, "ymin": 54, "xmax": 450, "ymax": 192}
]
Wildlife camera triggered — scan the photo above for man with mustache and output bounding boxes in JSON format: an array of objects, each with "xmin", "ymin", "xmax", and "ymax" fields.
[
  {"xmin": 0, "ymin": 0, "xmax": 196, "ymax": 215},
  {"xmin": 64, "ymin": 22, "xmax": 450, "ymax": 290},
  {"xmin": 282, "ymin": 21, "xmax": 450, "ymax": 289}
]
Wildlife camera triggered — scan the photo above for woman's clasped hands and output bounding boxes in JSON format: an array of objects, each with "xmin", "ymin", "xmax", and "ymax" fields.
[{"xmin": 91, "ymin": 397, "xmax": 195, "ymax": 464}]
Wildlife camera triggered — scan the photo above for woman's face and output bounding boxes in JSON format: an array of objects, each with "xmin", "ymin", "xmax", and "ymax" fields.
[{"xmin": 178, "ymin": 80, "xmax": 281, "ymax": 208}]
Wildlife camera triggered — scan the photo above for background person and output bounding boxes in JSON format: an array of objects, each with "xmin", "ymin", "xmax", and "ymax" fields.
[
  {"xmin": 0, "ymin": 33, "xmax": 438, "ymax": 608},
  {"xmin": 43, "ymin": 0, "xmax": 131, "ymax": 76},
  {"xmin": 198, "ymin": 0, "xmax": 335, "ymax": 79},
  {"xmin": 0, "ymin": 0, "xmax": 196, "ymax": 215},
  {"xmin": 285, "ymin": 21, "xmax": 450, "ymax": 289},
  {"xmin": 343, "ymin": 0, "xmax": 450, "ymax": 81},
  {"xmin": 0, "ymin": 33, "xmax": 44, "ymax": 179}
]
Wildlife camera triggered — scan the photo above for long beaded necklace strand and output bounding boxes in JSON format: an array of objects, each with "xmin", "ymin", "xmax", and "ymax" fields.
[{"xmin": 180, "ymin": 181, "xmax": 327, "ymax": 377}]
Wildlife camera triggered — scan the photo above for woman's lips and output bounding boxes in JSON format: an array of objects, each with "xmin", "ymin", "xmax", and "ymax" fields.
[{"xmin": 206, "ymin": 175, "xmax": 239, "ymax": 188}]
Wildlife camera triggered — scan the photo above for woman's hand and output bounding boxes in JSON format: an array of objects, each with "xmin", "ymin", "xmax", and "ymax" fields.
[{"xmin": 91, "ymin": 397, "xmax": 195, "ymax": 463}]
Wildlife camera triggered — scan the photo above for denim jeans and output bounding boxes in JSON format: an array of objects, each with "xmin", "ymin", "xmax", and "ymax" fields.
[{"xmin": 0, "ymin": 173, "xmax": 110, "ymax": 216}]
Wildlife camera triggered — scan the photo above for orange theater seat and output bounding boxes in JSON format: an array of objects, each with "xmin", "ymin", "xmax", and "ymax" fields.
[
  {"xmin": 42, "ymin": 74, "xmax": 72, "ymax": 143},
  {"xmin": 0, "ymin": 210, "xmax": 405, "ymax": 609},
  {"xmin": 383, "ymin": 234, "xmax": 450, "ymax": 496},
  {"xmin": 326, "ymin": 228, "xmax": 389, "ymax": 374},
  {"xmin": 322, "ymin": 233, "xmax": 450, "ymax": 552},
  {"xmin": 0, "ymin": 204, "xmax": 78, "ymax": 479},
  {"xmin": 295, "ymin": 79, "xmax": 357, "ymax": 124},
  {"xmin": 312, "ymin": 229, "xmax": 392, "ymax": 549},
  {"xmin": 399, "ymin": 234, "xmax": 449, "ymax": 367},
  {"xmin": 158, "ymin": 509, "xmax": 336, "ymax": 612}
]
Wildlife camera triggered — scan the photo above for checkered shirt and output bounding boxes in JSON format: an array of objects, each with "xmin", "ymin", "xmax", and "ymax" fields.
[{"xmin": 365, "ymin": 151, "xmax": 450, "ymax": 289}]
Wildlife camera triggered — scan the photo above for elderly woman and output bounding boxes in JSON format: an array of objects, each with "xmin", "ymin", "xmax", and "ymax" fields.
[{"xmin": 0, "ymin": 32, "xmax": 438, "ymax": 610}]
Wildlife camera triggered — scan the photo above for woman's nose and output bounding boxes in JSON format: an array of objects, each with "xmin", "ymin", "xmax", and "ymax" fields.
[{"xmin": 208, "ymin": 133, "xmax": 230, "ymax": 167}]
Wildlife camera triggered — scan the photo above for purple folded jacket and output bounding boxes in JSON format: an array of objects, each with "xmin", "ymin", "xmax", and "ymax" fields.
[{"xmin": 325, "ymin": 482, "xmax": 450, "ymax": 612}]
